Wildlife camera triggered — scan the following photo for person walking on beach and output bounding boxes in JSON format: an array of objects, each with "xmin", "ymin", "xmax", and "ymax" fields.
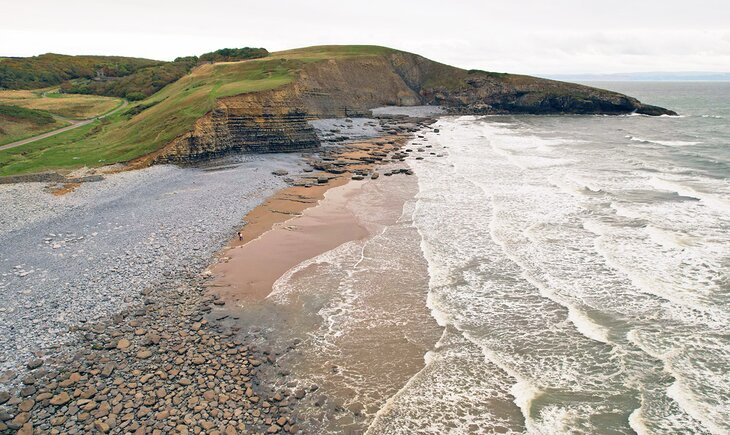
[{"xmin": 238, "ymin": 231, "xmax": 243, "ymax": 242}]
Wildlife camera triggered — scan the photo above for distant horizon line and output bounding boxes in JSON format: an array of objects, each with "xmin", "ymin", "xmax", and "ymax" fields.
[{"xmin": 538, "ymin": 71, "xmax": 730, "ymax": 81}]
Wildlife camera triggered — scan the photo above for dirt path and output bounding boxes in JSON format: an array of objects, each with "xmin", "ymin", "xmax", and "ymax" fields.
[{"xmin": 0, "ymin": 99, "xmax": 128, "ymax": 152}]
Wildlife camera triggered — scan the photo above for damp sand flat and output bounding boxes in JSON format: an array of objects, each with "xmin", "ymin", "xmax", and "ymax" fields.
[{"xmin": 208, "ymin": 179, "xmax": 369, "ymax": 302}]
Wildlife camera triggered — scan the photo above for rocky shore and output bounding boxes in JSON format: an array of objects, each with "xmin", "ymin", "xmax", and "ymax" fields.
[{"xmin": 0, "ymin": 275, "xmax": 299, "ymax": 434}]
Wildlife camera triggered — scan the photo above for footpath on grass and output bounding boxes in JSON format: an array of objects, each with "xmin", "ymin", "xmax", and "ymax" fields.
[{"xmin": 0, "ymin": 100, "xmax": 128, "ymax": 152}]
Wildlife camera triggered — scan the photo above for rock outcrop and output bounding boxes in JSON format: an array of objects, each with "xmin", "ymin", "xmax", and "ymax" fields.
[{"xmin": 154, "ymin": 49, "xmax": 676, "ymax": 162}]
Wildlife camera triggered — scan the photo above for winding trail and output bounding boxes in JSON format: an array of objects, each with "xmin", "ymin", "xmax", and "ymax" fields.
[{"xmin": 0, "ymin": 99, "xmax": 128, "ymax": 152}]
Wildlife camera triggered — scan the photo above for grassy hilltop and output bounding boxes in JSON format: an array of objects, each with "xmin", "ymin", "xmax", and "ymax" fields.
[{"xmin": 0, "ymin": 45, "xmax": 675, "ymax": 176}]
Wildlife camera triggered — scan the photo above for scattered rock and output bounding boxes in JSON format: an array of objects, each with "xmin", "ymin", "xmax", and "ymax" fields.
[
  {"xmin": 25, "ymin": 359, "xmax": 43, "ymax": 370},
  {"xmin": 49, "ymin": 392, "xmax": 71, "ymax": 406},
  {"xmin": 18, "ymin": 399, "xmax": 34, "ymax": 412},
  {"xmin": 136, "ymin": 350, "xmax": 153, "ymax": 359},
  {"xmin": 94, "ymin": 420, "xmax": 110, "ymax": 433},
  {"xmin": 116, "ymin": 338, "xmax": 131, "ymax": 349}
]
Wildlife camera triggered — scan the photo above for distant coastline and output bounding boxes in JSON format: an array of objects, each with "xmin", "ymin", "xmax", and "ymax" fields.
[{"xmin": 540, "ymin": 71, "xmax": 730, "ymax": 82}]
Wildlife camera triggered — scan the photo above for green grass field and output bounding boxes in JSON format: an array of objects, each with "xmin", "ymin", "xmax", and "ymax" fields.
[{"xmin": 0, "ymin": 88, "xmax": 122, "ymax": 119}]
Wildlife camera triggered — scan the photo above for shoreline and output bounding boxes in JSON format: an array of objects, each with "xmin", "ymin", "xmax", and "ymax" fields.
[{"xmin": 204, "ymin": 121, "xmax": 445, "ymax": 432}]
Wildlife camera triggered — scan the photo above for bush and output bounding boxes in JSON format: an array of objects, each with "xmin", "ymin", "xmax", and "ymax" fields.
[
  {"xmin": 199, "ymin": 47, "xmax": 269, "ymax": 63},
  {"xmin": 125, "ymin": 92, "xmax": 146, "ymax": 101}
]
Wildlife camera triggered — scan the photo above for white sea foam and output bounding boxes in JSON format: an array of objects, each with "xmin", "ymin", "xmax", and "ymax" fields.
[
  {"xmin": 610, "ymin": 202, "xmax": 644, "ymax": 219},
  {"xmin": 391, "ymin": 114, "xmax": 728, "ymax": 433},
  {"xmin": 645, "ymin": 225, "xmax": 694, "ymax": 249}
]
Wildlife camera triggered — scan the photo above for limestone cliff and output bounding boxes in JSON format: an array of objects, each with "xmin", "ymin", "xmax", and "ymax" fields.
[{"xmin": 154, "ymin": 49, "xmax": 676, "ymax": 163}]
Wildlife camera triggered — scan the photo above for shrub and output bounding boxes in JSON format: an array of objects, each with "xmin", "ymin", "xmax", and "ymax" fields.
[{"xmin": 198, "ymin": 48, "xmax": 269, "ymax": 63}]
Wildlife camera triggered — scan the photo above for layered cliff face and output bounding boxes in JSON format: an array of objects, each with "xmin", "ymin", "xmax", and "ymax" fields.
[
  {"xmin": 153, "ymin": 93, "xmax": 319, "ymax": 163},
  {"xmin": 154, "ymin": 55, "xmax": 424, "ymax": 163},
  {"xmin": 155, "ymin": 48, "xmax": 676, "ymax": 162}
]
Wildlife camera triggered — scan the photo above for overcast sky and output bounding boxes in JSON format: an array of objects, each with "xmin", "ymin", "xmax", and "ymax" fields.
[{"xmin": 2, "ymin": 0, "xmax": 729, "ymax": 74}]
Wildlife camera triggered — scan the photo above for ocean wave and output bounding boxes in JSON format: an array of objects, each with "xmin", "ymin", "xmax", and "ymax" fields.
[
  {"xmin": 626, "ymin": 135, "xmax": 702, "ymax": 146},
  {"xmin": 648, "ymin": 177, "xmax": 730, "ymax": 214},
  {"xmin": 567, "ymin": 308, "xmax": 611, "ymax": 343},
  {"xmin": 628, "ymin": 404, "xmax": 650, "ymax": 435},
  {"xmin": 267, "ymin": 239, "xmax": 362, "ymax": 302},
  {"xmin": 491, "ymin": 145, "xmax": 574, "ymax": 169},
  {"xmin": 627, "ymin": 329, "xmax": 727, "ymax": 434},
  {"xmin": 410, "ymin": 115, "xmax": 729, "ymax": 433},
  {"xmin": 666, "ymin": 381, "xmax": 723, "ymax": 434}
]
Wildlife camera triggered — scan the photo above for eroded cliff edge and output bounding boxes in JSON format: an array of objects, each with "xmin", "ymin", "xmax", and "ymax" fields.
[{"xmin": 154, "ymin": 50, "xmax": 676, "ymax": 162}]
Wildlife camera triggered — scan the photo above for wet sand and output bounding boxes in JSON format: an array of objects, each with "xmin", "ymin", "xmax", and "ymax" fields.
[
  {"xmin": 207, "ymin": 136, "xmax": 408, "ymax": 304},
  {"xmin": 209, "ymin": 180, "xmax": 369, "ymax": 302}
]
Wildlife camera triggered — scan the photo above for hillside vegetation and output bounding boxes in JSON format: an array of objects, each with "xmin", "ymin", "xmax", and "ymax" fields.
[
  {"xmin": 0, "ymin": 54, "xmax": 161, "ymax": 89},
  {"xmin": 5, "ymin": 47, "xmax": 271, "ymax": 101},
  {"xmin": 60, "ymin": 57, "xmax": 199, "ymax": 101},
  {"xmin": 199, "ymin": 47, "xmax": 268, "ymax": 63}
]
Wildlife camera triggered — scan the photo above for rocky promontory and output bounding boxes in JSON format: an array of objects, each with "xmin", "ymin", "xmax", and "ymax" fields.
[{"xmin": 153, "ymin": 47, "xmax": 676, "ymax": 163}]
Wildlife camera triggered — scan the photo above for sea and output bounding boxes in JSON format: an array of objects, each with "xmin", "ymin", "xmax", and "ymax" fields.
[{"xmin": 245, "ymin": 82, "xmax": 730, "ymax": 434}]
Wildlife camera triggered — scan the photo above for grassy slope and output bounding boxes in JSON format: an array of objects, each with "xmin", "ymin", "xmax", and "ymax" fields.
[
  {"xmin": 0, "ymin": 57, "xmax": 299, "ymax": 175},
  {"xmin": 0, "ymin": 88, "xmax": 122, "ymax": 119},
  {"xmin": 0, "ymin": 46, "xmax": 405, "ymax": 175},
  {"xmin": 0, "ymin": 104, "xmax": 69, "ymax": 146}
]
